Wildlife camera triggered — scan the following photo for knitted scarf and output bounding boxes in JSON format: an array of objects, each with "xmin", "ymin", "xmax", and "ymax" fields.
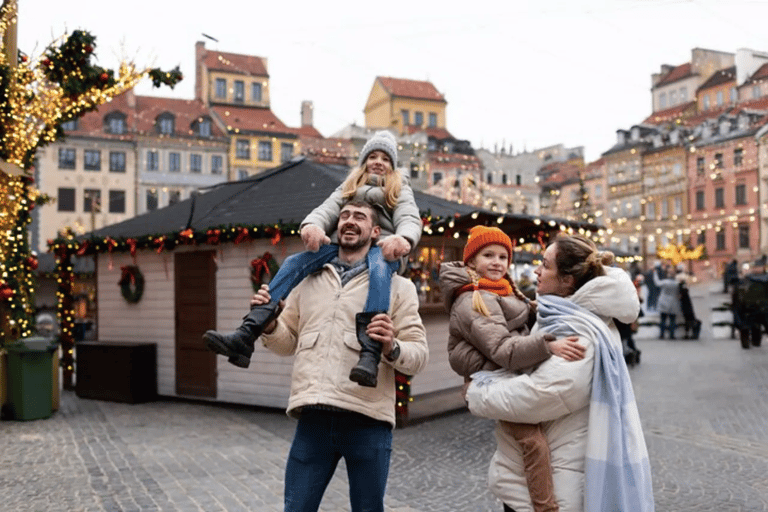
[
  {"xmin": 456, "ymin": 276, "xmax": 514, "ymax": 317},
  {"xmin": 456, "ymin": 277, "xmax": 513, "ymax": 298}
]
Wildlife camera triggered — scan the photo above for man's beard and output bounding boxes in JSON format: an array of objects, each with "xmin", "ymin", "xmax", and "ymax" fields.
[
  {"xmin": 339, "ymin": 234, "xmax": 370, "ymax": 251},
  {"xmin": 338, "ymin": 226, "xmax": 372, "ymax": 252}
]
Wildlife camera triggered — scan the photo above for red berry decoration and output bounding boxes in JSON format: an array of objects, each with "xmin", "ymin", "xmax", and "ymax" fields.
[{"xmin": 100, "ymin": 72, "xmax": 109, "ymax": 81}]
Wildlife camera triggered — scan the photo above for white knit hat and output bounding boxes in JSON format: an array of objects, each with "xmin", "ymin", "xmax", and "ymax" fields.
[{"xmin": 358, "ymin": 130, "xmax": 398, "ymax": 167}]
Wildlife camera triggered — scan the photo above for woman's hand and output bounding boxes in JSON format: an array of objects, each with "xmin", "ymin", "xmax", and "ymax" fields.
[
  {"xmin": 461, "ymin": 376, "xmax": 472, "ymax": 404},
  {"xmin": 301, "ymin": 224, "xmax": 330, "ymax": 252},
  {"xmin": 548, "ymin": 336, "xmax": 585, "ymax": 361},
  {"xmin": 377, "ymin": 235, "xmax": 411, "ymax": 261}
]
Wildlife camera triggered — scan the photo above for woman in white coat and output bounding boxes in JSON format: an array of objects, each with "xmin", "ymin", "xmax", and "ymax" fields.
[{"xmin": 465, "ymin": 234, "xmax": 654, "ymax": 512}]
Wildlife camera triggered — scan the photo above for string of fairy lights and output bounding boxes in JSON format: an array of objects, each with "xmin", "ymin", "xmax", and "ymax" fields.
[{"xmin": 0, "ymin": 0, "xmax": 180, "ymax": 349}]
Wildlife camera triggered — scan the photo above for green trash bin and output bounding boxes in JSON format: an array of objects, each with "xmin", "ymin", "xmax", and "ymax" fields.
[{"xmin": 5, "ymin": 336, "xmax": 58, "ymax": 421}]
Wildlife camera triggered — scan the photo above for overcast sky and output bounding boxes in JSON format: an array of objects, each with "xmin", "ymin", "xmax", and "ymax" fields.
[{"xmin": 17, "ymin": 0, "xmax": 768, "ymax": 162}]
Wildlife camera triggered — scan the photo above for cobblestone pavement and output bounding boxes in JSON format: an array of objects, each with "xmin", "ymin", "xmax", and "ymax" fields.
[{"xmin": 2, "ymin": 282, "xmax": 768, "ymax": 511}]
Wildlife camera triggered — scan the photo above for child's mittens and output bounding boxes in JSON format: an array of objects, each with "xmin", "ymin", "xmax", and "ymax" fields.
[
  {"xmin": 301, "ymin": 224, "xmax": 331, "ymax": 252},
  {"xmin": 378, "ymin": 235, "xmax": 412, "ymax": 261}
]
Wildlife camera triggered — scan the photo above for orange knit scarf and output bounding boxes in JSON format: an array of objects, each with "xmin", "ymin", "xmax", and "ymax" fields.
[{"xmin": 456, "ymin": 277, "xmax": 513, "ymax": 298}]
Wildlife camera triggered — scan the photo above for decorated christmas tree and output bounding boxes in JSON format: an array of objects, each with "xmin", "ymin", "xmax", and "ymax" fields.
[{"xmin": 0, "ymin": 0, "xmax": 182, "ymax": 345}]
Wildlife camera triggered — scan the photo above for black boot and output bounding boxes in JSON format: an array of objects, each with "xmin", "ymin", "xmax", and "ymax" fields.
[
  {"xmin": 349, "ymin": 312, "xmax": 383, "ymax": 387},
  {"xmin": 203, "ymin": 302, "xmax": 281, "ymax": 368}
]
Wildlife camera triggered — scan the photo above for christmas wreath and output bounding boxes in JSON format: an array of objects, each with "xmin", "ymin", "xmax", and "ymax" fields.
[
  {"xmin": 118, "ymin": 265, "xmax": 144, "ymax": 303},
  {"xmin": 251, "ymin": 252, "xmax": 280, "ymax": 292}
]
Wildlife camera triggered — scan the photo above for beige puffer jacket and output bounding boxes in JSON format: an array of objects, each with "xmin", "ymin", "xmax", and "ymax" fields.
[
  {"xmin": 438, "ymin": 261, "xmax": 553, "ymax": 377},
  {"xmin": 260, "ymin": 264, "xmax": 429, "ymax": 428}
]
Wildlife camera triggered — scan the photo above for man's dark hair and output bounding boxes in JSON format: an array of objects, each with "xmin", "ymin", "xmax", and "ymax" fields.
[{"xmin": 342, "ymin": 199, "xmax": 380, "ymax": 227}]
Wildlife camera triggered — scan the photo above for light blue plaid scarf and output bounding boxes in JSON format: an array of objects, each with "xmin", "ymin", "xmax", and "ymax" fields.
[{"xmin": 537, "ymin": 294, "xmax": 654, "ymax": 512}]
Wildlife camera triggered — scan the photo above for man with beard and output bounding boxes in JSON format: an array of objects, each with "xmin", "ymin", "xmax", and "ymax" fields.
[{"xmin": 250, "ymin": 199, "xmax": 429, "ymax": 512}]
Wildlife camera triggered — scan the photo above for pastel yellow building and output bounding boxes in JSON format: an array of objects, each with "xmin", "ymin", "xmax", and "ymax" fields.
[
  {"xmin": 364, "ymin": 76, "xmax": 447, "ymax": 135},
  {"xmin": 195, "ymin": 42, "xmax": 298, "ymax": 179}
]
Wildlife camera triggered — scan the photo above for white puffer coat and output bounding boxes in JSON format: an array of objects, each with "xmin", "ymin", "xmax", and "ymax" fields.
[{"xmin": 465, "ymin": 266, "xmax": 639, "ymax": 512}]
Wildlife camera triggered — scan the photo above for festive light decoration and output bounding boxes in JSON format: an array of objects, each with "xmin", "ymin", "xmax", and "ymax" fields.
[
  {"xmin": 656, "ymin": 243, "xmax": 705, "ymax": 266},
  {"xmin": 0, "ymin": 1, "xmax": 181, "ymax": 350}
]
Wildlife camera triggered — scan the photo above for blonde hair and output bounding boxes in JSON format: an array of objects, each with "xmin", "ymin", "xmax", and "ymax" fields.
[
  {"xmin": 341, "ymin": 163, "xmax": 402, "ymax": 209},
  {"xmin": 466, "ymin": 267, "xmax": 530, "ymax": 317}
]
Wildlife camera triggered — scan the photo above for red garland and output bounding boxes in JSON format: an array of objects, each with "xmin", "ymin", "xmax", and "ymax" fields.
[
  {"xmin": 76, "ymin": 240, "xmax": 89, "ymax": 256},
  {"xmin": 234, "ymin": 227, "xmax": 250, "ymax": 244},
  {"xmin": 179, "ymin": 228, "xmax": 195, "ymax": 244},
  {"xmin": 206, "ymin": 229, "xmax": 221, "ymax": 245}
]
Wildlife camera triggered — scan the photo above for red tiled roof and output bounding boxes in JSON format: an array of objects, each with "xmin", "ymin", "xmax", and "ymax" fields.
[
  {"xmin": 68, "ymin": 92, "xmax": 134, "ymax": 138},
  {"xmin": 698, "ymin": 66, "xmax": 736, "ymax": 91},
  {"xmin": 134, "ymin": 96, "xmax": 227, "ymax": 137},
  {"xmin": 203, "ymin": 50, "xmax": 268, "ymax": 77},
  {"xmin": 377, "ymin": 76, "xmax": 446, "ymax": 102},
  {"xmin": 656, "ymin": 63, "xmax": 693, "ymax": 87},
  {"xmin": 743, "ymin": 63, "xmax": 768, "ymax": 85},
  {"xmin": 211, "ymin": 105, "xmax": 295, "ymax": 137},
  {"xmin": 643, "ymin": 101, "xmax": 697, "ymax": 125},
  {"xmin": 403, "ymin": 125, "xmax": 453, "ymax": 139},
  {"xmin": 294, "ymin": 125, "xmax": 324, "ymax": 138},
  {"xmin": 681, "ymin": 104, "xmax": 731, "ymax": 127},
  {"xmin": 734, "ymin": 96, "xmax": 768, "ymax": 112}
]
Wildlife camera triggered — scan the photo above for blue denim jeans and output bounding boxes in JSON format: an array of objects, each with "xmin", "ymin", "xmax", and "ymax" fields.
[
  {"xmin": 267, "ymin": 245, "xmax": 399, "ymax": 314},
  {"xmin": 659, "ymin": 312, "xmax": 677, "ymax": 339},
  {"xmin": 284, "ymin": 408, "xmax": 393, "ymax": 512}
]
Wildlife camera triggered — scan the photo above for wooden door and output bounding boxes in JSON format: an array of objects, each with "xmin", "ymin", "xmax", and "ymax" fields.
[{"xmin": 174, "ymin": 251, "xmax": 217, "ymax": 397}]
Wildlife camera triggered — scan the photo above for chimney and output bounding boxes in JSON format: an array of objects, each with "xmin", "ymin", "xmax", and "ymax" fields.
[
  {"xmin": 301, "ymin": 100, "xmax": 314, "ymax": 127},
  {"xmin": 195, "ymin": 41, "xmax": 206, "ymax": 103}
]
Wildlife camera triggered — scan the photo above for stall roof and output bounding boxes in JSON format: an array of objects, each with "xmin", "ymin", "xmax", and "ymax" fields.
[{"xmin": 82, "ymin": 156, "xmax": 602, "ymax": 248}]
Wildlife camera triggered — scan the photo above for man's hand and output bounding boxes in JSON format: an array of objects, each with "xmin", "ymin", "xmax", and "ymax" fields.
[
  {"xmin": 366, "ymin": 313, "xmax": 396, "ymax": 357},
  {"xmin": 301, "ymin": 224, "xmax": 330, "ymax": 252},
  {"xmin": 377, "ymin": 235, "xmax": 411, "ymax": 261},
  {"xmin": 548, "ymin": 336, "xmax": 585, "ymax": 361},
  {"xmin": 250, "ymin": 284, "xmax": 283, "ymax": 334}
]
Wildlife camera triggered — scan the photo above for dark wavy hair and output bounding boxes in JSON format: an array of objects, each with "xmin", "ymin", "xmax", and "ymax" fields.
[{"xmin": 552, "ymin": 233, "xmax": 614, "ymax": 293}]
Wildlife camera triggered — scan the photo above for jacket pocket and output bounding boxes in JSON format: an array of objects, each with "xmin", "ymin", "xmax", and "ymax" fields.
[{"xmin": 292, "ymin": 331, "xmax": 321, "ymax": 393}]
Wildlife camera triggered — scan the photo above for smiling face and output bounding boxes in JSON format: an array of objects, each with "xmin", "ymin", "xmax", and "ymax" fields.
[
  {"xmin": 467, "ymin": 244, "xmax": 509, "ymax": 281},
  {"xmin": 364, "ymin": 150, "xmax": 393, "ymax": 175},
  {"xmin": 534, "ymin": 242, "xmax": 574, "ymax": 297},
  {"xmin": 337, "ymin": 203, "xmax": 380, "ymax": 252}
]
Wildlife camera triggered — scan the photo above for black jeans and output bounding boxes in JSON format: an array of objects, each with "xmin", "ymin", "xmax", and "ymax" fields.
[{"xmin": 503, "ymin": 505, "xmax": 517, "ymax": 512}]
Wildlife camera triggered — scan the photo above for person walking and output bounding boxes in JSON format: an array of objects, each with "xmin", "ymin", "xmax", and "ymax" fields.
[
  {"xmin": 644, "ymin": 262, "xmax": 662, "ymax": 311},
  {"xmin": 655, "ymin": 263, "xmax": 682, "ymax": 339},
  {"xmin": 678, "ymin": 270, "xmax": 701, "ymax": 340},
  {"xmin": 464, "ymin": 234, "xmax": 652, "ymax": 512},
  {"xmin": 250, "ymin": 200, "xmax": 429, "ymax": 512}
]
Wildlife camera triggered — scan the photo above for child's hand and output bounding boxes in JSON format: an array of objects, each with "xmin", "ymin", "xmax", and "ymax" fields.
[
  {"xmin": 548, "ymin": 336, "xmax": 585, "ymax": 361},
  {"xmin": 377, "ymin": 235, "xmax": 411, "ymax": 261},
  {"xmin": 301, "ymin": 224, "xmax": 330, "ymax": 252}
]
